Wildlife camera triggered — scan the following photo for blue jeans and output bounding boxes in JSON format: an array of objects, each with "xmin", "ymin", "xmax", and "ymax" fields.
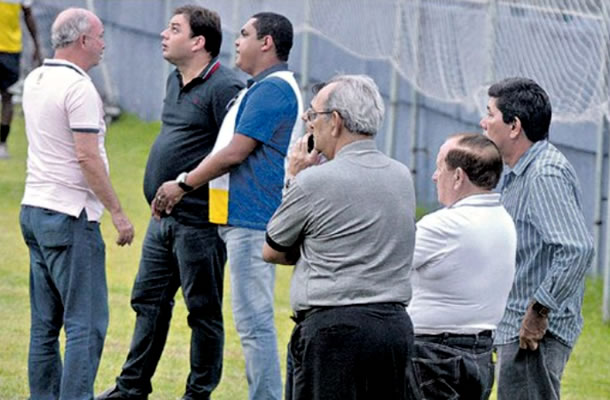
[
  {"xmin": 116, "ymin": 217, "xmax": 226, "ymax": 399},
  {"xmin": 20, "ymin": 206, "xmax": 107, "ymax": 400},
  {"xmin": 287, "ymin": 303, "xmax": 414, "ymax": 400},
  {"xmin": 412, "ymin": 331, "xmax": 495, "ymax": 400},
  {"xmin": 219, "ymin": 226, "xmax": 282, "ymax": 400},
  {"xmin": 496, "ymin": 335, "xmax": 572, "ymax": 400}
]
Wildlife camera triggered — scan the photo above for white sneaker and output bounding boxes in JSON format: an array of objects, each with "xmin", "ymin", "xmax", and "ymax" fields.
[{"xmin": 0, "ymin": 143, "xmax": 9, "ymax": 159}]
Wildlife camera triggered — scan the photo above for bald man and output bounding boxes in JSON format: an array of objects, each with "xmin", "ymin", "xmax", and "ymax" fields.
[{"xmin": 20, "ymin": 8, "xmax": 133, "ymax": 399}]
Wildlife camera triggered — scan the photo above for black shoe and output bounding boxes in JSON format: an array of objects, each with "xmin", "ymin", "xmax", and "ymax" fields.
[{"xmin": 95, "ymin": 385, "xmax": 147, "ymax": 400}]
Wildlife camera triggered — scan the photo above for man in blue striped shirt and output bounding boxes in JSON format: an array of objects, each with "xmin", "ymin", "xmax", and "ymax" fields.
[{"xmin": 480, "ymin": 77, "xmax": 594, "ymax": 400}]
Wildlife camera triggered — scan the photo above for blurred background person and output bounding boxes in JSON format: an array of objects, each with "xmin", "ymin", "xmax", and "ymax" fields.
[{"xmin": 0, "ymin": 0, "xmax": 41, "ymax": 158}]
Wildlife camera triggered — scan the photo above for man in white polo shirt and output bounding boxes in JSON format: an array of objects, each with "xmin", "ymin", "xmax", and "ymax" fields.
[
  {"xmin": 19, "ymin": 7, "xmax": 134, "ymax": 400},
  {"xmin": 407, "ymin": 133, "xmax": 516, "ymax": 400}
]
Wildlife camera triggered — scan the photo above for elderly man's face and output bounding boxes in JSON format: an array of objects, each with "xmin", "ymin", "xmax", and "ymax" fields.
[
  {"xmin": 303, "ymin": 83, "xmax": 337, "ymax": 158},
  {"xmin": 83, "ymin": 15, "xmax": 105, "ymax": 68},
  {"xmin": 432, "ymin": 138, "xmax": 459, "ymax": 207}
]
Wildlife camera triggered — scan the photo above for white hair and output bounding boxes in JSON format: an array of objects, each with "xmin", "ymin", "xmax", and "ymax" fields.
[
  {"xmin": 323, "ymin": 74, "xmax": 385, "ymax": 136},
  {"xmin": 51, "ymin": 8, "xmax": 92, "ymax": 49}
]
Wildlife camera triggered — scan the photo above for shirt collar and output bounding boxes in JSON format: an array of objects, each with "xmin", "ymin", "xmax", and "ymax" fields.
[
  {"xmin": 507, "ymin": 140, "xmax": 548, "ymax": 177},
  {"xmin": 42, "ymin": 58, "xmax": 89, "ymax": 79},
  {"xmin": 173, "ymin": 56, "xmax": 220, "ymax": 89},
  {"xmin": 247, "ymin": 62, "xmax": 289, "ymax": 87},
  {"xmin": 335, "ymin": 139, "xmax": 377, "ymax": 159},
  {"xmin": 450, "ymin": 192, "xmax": 501, "ymax": 209}
]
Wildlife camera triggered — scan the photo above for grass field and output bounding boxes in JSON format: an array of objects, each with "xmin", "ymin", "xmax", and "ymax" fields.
[{"xmin": 1, "ymin": 112, "xmax": 609, "ymax": 399}]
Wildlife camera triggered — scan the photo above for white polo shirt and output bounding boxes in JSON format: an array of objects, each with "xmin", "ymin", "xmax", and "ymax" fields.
[
  {"xmin": 407, "ymin": 193, "xmax": 517, "ymax": 334},
  {"xmin": 21, "ymin": 59, "xmax": 108, "ymax": 222}
]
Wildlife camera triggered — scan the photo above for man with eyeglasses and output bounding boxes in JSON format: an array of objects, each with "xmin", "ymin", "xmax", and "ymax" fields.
[
  {"xmin": 262, "ymin": 74, "xmax": 416, "ymax": 399},
  {"xmin": 153, "ymin": 11, "xmax": 302, "ymax": 400}
]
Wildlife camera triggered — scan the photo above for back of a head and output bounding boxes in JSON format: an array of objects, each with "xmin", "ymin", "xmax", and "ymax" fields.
[
  {"xmin": 174, "ymin": 5, "xmax": 222, "ymax": 57},
  {"xmin": 319, "ymin": 74, "xmax": 385, "ymax": 136},
  {"xmin": 252, "ymin": 12, "xmax": 293, "ymax": 62},
  {"xmin": 445, "ymin": 133, "xmax": 503, "ymax": 190},
  {"xmin": 487, "ymin": 77, "xmax": 552, "ymax": 143},
  {"xmin": 51, "ymin": 8, "xmax": 92, "ymax": 49}
]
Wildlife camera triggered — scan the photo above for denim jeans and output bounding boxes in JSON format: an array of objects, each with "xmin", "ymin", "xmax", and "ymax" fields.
[
  {"xmin": 496, "ymin": 335, "xmax": 572, "ymax": 400},
  {"xmin": 20, "ymin": 206, "xmax": 107, "ymax": 400},
  {"xmin": 412, "ymin": 331, "xmax": 495, "ymax": 400},
  {"xmin": 218, "ymin": 226, "xmax": 282, "ymax": 400},
  {"xmin": 287, "ymin": 303, "xmax": 414, "ymax": 400},
  {"xmin": 116, "ymin": 217, "xmax": 226, "ymax": 399}
]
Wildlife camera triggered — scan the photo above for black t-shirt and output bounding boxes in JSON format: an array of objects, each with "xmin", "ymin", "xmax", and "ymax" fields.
[{"xmin": 143, "ymin": 62, "xmax": 244, "ymax": 226}]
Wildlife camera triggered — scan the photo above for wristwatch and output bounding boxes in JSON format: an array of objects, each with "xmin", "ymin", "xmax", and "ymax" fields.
[
  {"xmin": 532, "ymin": 301, "xmax": 550, "ymax": 317},
  {"xmin": 176, "ymin": 172, "xmax": 194, "ymax": 192}
]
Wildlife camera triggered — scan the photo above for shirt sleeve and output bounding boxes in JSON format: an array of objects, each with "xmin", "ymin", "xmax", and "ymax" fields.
[
  {"xmin": 412, "ymin": 212, "xmax": 450, "ymax": 270},
  {"xmin": 65, "ymin": 79, "xmax": 101, "ymax": 133},
  {"xmin": 266, "ymin": 180, "xmax": 313, "ymax": 250},
  {"xmin": 529, "ymin": 172, "xmax": 594, "ymax": 311},
  {"xmin": 235, "ymin": 79, "xmax": 297, "ymax": 144}
]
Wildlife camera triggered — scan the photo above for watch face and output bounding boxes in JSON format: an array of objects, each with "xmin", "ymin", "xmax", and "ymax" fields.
[{"xmin": 533, "ymin": 302, "xmax": 549, "ymax": 316}]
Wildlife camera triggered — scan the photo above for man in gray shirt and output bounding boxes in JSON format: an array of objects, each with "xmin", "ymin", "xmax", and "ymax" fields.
[{"xmin": 263, "ymin": 74, "xmax": 416, "ymax": 400}]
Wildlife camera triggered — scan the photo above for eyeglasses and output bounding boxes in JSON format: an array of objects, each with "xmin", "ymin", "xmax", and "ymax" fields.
[{"xmin": 304, "ymin": 107, "xmax": 335, "ymax": 122}]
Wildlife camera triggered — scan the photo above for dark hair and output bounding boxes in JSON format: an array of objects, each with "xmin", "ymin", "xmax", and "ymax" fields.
[
  {"xmin": 251, "ymin": 12, "xmax": 293, "ymax": 62},
  {"xmin": 445, "ymin": 133, "xmax": 503, "ymax": 190},
  {"xmin": 174, "ymin": 5, "xmax": 222, "ymax": 57},
  {"xmin": 487, "ymin": 77, "xmax": 552, "ymax": 142}
]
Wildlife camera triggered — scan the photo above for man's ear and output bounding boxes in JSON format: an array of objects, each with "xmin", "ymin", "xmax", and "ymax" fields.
[
  {"xmin": 509, "ymin": 117, "xmax": 522, "ymax": 139},
  {"xmin": 192, "ymin": 35, "xmax": 206, "ymax": 52},
  {"xmin": 454, "ymin": 167, "xmax": 470, "ymax": 190},
  {"xmin": 453, "ymin": 167, "xmax": 463, "ymax": 190},
  {"xmin": 260, "ymin": 34, "xmax": 273, "ymax": 53},
  {"xmin": 330, "ymin": 111, "xmax": 342, "ymax": 138}
]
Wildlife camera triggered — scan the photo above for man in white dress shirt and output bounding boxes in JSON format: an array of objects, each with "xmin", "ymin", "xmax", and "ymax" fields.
[{"xmin": 407, "ymin": 133, "xmax": 516, "ymax": 400}]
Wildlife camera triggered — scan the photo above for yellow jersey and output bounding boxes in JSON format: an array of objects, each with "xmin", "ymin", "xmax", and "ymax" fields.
[{"xmin": 0, "ymin": 0, "xmax": 31, "ymax": 53}]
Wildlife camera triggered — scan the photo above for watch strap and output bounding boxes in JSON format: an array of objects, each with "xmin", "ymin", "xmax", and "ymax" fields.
[{"xmin": 177, "ymin": 172, "xmax": 194, "ymax": 192}]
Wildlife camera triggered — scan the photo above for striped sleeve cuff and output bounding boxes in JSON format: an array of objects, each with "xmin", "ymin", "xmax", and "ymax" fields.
[
  {"xmin": 265, "ymin": 232, "xmax": 294, "ymax": 253},
  {"xmin": 71, "ymin": 127, "xmax": 100, "ymax": 134},
  {"xmin": 534, "ymin": 286, "xmax": 559, "ymax": 313}
]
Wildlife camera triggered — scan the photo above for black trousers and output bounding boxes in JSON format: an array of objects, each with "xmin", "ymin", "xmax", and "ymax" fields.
[
  {"xmin": 412, "ymin": 331, "xmax": 495, "ymax": 400},
  {"xmin": 286, "ymin": 303, "xmax": 415, "ymax": 400}
]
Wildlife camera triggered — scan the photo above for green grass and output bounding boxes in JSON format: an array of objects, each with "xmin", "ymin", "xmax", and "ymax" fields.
[{"xmin": 1, "ymin": 112, "xmax": 609, "ymax": 399}]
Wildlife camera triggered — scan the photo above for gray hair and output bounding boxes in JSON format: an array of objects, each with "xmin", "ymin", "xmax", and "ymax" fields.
[
  {"xmin": 51, "ymin": 8, "xmax": 92, "ymax": 49},
  {"xmin": 318, "ymin": 74, "xmax": 385, "ymax": 136}
]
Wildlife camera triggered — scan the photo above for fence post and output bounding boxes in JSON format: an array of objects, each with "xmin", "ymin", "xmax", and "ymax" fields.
[
  {"xmin": 300, "ymin": 0, "xmax": 311, "ymax": 102},
  {"xmin": 485, "ymin": 0, "xmax": 497, "ymax": 84},
  {"xmin": 408, "ymin": 0, "xmax": 422, "ymax": 189},
  {"xmin": 597, "ymin": 1, "xmax": 610, "ymax": 322},
  {"xmin": 384, "ymin": 0, "xmax": 403, "ymax": 158}
]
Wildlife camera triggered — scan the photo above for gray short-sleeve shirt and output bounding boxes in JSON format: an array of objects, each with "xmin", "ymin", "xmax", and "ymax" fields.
[{"xmin": 266, "ymin": 139, "xmax": 416, "ymax": 311}]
